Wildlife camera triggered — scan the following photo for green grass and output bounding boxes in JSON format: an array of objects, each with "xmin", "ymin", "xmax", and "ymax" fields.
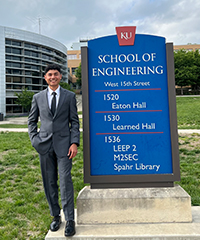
[
  {"xmin": 0, "ymin": 132, "xmax": 85, "ymax": 240},
  {"xmin": 0, "ymin": 124, "xmax": 28, "ymax": 128},
  {"xmin": 176, "ymin": 96, "xmax": 200, "ymax": 129},
  {"xmin": 1, "ymin": 99, "xmax": 200, "ymax": 238},
  {"xmin": 178, "ymin": 133, "xmax": 200, "ymax": 205}
]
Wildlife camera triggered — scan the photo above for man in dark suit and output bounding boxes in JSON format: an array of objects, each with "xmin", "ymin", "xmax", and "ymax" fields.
[{"xmin": 28, "ymin": 64, "xmax": 80, "ymax": 237}]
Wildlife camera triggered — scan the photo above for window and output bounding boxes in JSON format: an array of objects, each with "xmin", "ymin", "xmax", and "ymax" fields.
[
  {"xmin": 13, "ymin": 85, "xmax": 22, "ymax": 89},
  {"xmin": 6, "ymin": 47, "xmax": 12, "ymax": 53},
  {"xmin": 25, "ymin": 43, "xmax": 31, "ymax": 48},
  {"xmin": 32, "ymin": 59, "xmax": 39, "ymax": 63},
  {"xmin": 13, "ymin": 69, "xmax": 21, "ymax": 75},
  {"xmin": 32, "ymin": 86, "xmax": 41, "ymax": 90},
  {"xmin": 32, "ymin": 52, "xmax": 38, "ymax": 58},
  {"xmin": 42, "ymin": 47, "xmax": 51, "ymax": 53},
  {"xmin": 13, "ymin": 62, "xmax": 21, "ymax": 68},
  {"xmin": 6, "ymin": 69, "xmax": 12, "ymax": 74},
  {"xmin": 6, "ymin": 47, "xmax": 21, "ymax": 54},
  {"xmin": 25, "ymin": 78, "xmax": 32, "ymax": 84},
  {"xmin": 12, "ymin": 41, "xmax": 21, "ymax": 46},
  {"xmin": 25, "ymin": 71, "xmax": 31, "ymax": 75},
  {"xmin": 12, "ymin": 48, "xmax": 21, "ymax": 55},
  {"xmin": 31, "ymin": 45, "xmax": 38, "ymax": 50},
  {"xmin": 32, "ymin": 79, "xmax": 40, "ymax": 84},
  {"xmin": 55, "ymin": 51, "xmax": 65, "ymax": 58},
  {"xmin": 72, "ymin": 67, "xmax": 77, "ymax": 75},
  {"xmin": 27, "ymin": 86, "xmax": 32, "ymax": 90},
  {"xmin": 6, "ymin": 55, "xmax": 21, "ymax": 61},
  {"xmin": 25, "ymin": 64, "xmax": 32, "ymax": 69},
  {"xmin": 5, "ymin": 39, "xmax": 11, "ymax": 45},
  {"xmin": 6, "ymin": 84, "xmax": 12, "ymax": 89},
  {"xmin": 6, "ymin": 98, "xmax": 12, "ymax": 104},
  {"xmin": 43, "ymin": 79, "xmax": 47, "ymax": 85},
  {"xmin": 6, "ymin": 77, "xmax": 12, "ymax": 82},
  {"xmin": 25, "ymin": 43, "xmax": 38, "ymax": 50},
  {"xmin": 25, "ymin": 50, "xmax": 31, "ymax": 56},
  {"xmin": 6, "ymin": 106, "xmax": 12, "ymax": 113},
  {"xmin": 32, "ymin": 65, "xmax": 40, "ymax": 70},
  {"xmin": 13, "ymin": 56, "xmax": 21, "ymax": 61},
  {"xmin": 25, "ymin": 58, "xmax": 40, "ymax": 64},
  {"xmin": 6, "ymin": 62, "xmax": 12, "ymax": 67},
  {"xmin": 13, "ymin": 77, "xmax": 22, "ymax": 83},
  {"xmin": 42, "ymin": 54, "xmax": 49, "ymax": 60},
  {"xmin": 25, "ymin": 58, "xmax": 32, "ymax": 62},
  {"xmin": 68, "ymin": 54, "xmax": 77, "ymax": 60},
  {"xmin": 32, "ymin": 72, "xmax": 40, "ymax": 76},
  {"xmin": 13, "ymin": 106, "xmax": 22, "ymax": 113}
]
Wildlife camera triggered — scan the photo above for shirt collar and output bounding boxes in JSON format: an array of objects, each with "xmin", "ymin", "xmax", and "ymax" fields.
[{"xmin": 48, "ymin": 86, "xmax": 60, "ymax": 96}]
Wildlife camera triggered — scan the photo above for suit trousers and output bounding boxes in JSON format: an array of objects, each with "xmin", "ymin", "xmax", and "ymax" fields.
[{"xmin": 39, "ymin": 144, "xmax": 74, "ymax": 221}]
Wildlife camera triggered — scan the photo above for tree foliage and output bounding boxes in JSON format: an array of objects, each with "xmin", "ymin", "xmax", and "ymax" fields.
[
  {"xmin": 75, "ymin": 63, "xmax": 82, "ymax": 86},
  {"xmin": 60, "ymin": 81, "xmax": 74, "ymax": 92},
  {"xmin": 174, "ymin": 49, "xmax": 200, "ymax": 93},
  {"xmin": 15, "ymin": 88, "xmax": 34, "ymax": 112}
]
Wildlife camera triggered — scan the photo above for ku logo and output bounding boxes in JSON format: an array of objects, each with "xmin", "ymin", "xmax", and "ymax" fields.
[
  {"xmin": 116, "ymin": 26, "xmax": 136, "ymax": 46},
  {"xmin": 121, "ymin": 32, "xmax": 132, "ymax": 40}
]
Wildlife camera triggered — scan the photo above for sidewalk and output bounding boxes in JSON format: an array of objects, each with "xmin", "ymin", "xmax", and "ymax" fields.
[
  {"xmin": 0, "ymin": 116, "xmax": 83, "ymax": 132},
  {"xmin": 0, "ymin": 120, "xmax": 199, "ymax": 134}
]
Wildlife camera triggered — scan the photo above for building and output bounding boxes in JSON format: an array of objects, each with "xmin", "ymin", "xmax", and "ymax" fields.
[
  {"xmin": 67, "ymin": 41, "xmax": 88, "ymax": 93},
  {"xmin": 67, "ymin": 49, "xmax": 81, "ymax": 91},
  {"xmin": 0, "ymin": 26, "xmax": 67, "ymax": 116},
  {"xmin": 174, "ymin": 44, "xmax": 200, "ymax": 52}
]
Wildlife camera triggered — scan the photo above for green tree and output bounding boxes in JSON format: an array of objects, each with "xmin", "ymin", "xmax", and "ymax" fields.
[
  {"xmin": 174, "ymin": 49, "xmax": 200, "ymax": 94},
  {"xmin": 75, "ymin": 63, "xmax": 82, "ymax": 87},
  {"xmin": 15, "ymin": 88, "xmax": 34, "ymax": 112},
  {"xmin": 60, "ymin": 81, "xmax": 74, "ymax": 92}
]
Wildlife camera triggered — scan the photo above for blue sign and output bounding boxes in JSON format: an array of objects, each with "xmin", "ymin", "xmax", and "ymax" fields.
[{"xmin": 88, "ymin": 34, "xmax": 173, "ymax": 176}]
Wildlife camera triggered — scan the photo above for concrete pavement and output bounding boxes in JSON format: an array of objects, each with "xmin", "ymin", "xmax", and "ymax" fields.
[
  {"xmin": 0, "ymin": 115, "xmax": 83, "ymax": 132},
  {"xmin": 0, "ymin": 118, "xmax": 199, "ymax": 134},
  {"xmin": 45, "ymin": 207, "xmax": 200, "ymax": 240}
]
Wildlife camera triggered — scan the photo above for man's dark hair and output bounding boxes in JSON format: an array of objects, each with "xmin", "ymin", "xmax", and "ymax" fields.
[{"xmin": 44, "ymin": 64, "xmax": 61, "ymax": 75}]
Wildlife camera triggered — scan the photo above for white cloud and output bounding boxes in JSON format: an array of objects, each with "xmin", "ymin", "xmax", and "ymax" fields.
[{"xmin": 0, "ymin": 0, "xmax": 199, "ymax": 48}]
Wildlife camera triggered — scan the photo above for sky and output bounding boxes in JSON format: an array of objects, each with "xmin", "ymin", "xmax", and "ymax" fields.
[{"xmin": 0, "ymin": 0, "xmax": 199, "ymax": 49}]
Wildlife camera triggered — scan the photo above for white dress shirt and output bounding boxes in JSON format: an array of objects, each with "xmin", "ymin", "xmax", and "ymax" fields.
[{"xmin": 47, "ymin": 86, "xmax": 60, "ymax": 110}]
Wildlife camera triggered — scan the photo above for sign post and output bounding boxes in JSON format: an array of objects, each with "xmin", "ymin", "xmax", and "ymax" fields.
[{"xmin": 82, "ymin": 27, "xmax": 180, "ymax": 189}]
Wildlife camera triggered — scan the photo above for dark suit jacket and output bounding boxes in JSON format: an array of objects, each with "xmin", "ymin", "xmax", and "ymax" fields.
[{"xmin": 28, "ymin": 87, "xmax": 80, "ymax": 157}]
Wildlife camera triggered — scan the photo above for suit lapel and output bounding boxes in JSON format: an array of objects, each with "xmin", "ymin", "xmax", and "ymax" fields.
[
  {"xmin": 55, "ymin": 87, "xmax": 65, "ymax": 117},
  {"xmin": 44, "ymin": 88, "xmax": 52, "ymax": 116}
]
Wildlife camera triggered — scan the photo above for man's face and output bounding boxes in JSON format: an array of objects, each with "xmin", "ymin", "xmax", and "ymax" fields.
[{"xmin": 44, "ymin": 69, "xmax": 62, "ymax": 90}]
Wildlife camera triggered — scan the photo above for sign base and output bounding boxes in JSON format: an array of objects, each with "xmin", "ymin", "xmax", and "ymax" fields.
[{"xmin": 77, "ymin": 185, "xmax": 192, "ymax": 224}]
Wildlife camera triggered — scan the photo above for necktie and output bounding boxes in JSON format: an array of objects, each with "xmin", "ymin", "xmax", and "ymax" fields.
[{"xmin": 51, "ymin": 92, "xmax": 57, "ymax": 116}]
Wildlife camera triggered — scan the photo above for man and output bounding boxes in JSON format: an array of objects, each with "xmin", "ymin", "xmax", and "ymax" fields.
[{"xmin": 28, "ymin": 64, "xmax": 80, "ymax": 237}]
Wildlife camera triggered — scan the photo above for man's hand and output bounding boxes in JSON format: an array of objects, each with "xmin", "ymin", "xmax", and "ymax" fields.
[{"xmin": 68, "ymin": 143, "xmax": 78, "ymax": 159}]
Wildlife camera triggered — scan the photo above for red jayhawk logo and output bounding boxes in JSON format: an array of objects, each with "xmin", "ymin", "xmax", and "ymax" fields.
[{"xmin": 116, "ymin": 26, "xmax": 136, "ymax": 46}]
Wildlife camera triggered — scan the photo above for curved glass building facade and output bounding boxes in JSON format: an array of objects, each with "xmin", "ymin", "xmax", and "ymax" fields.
[{"xmin": 0, "ymin": 26, "xmax": 67, "ymax": 116}]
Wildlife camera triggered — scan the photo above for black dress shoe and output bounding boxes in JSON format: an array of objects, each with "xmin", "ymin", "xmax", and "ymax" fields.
[
  {"xmin": 65, "ymin": 220, "xmax": 75, "ymax": 237},
  {"xmin": 50, "ymin": 215, "xmax": 61, "ymax": 232}
]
